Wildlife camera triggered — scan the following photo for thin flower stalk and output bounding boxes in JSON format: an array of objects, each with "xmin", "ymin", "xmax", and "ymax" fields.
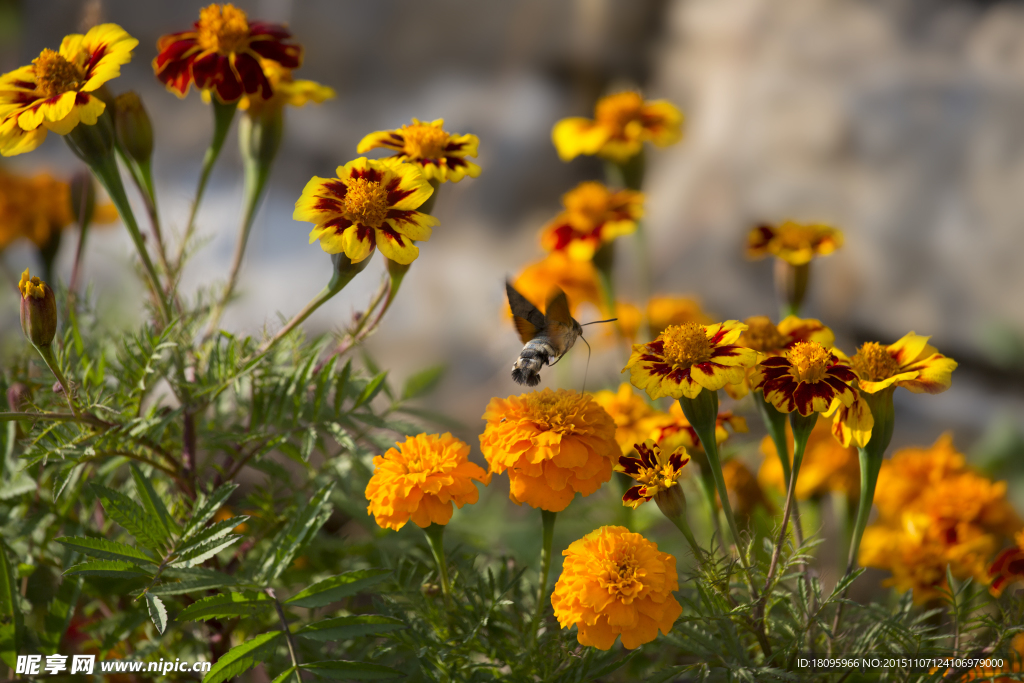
[{"xmin": 529, "ymin": 510, "xmax": 557, "ymax": 647}]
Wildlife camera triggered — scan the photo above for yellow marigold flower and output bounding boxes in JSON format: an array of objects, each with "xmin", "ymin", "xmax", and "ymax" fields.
[
  {"xmin": 552, "ymin": 91, "xmax": 683, "ymax": 163},
  {"xmin": 0, "ymin": 24, "xmax": 137, "ymax": 157},
  {"xmin": 616, "ymin": 440, "xmax": 691, "ymax": 509},
  {"xmin": 551, "ymin": 525, "xmax": 682, "ymax": 650},
  {"xmin": 848, "ymin": 332, "xmax": 957, "ymax": 395},
  {"xmin": 718, "ymin": 459, "xmax": 774, "ymax": 519},
  {"xmin": 357, "ymin": 118, "xmax": 480, "ymax": 184},
  {"xmin": 753, "ymin": 341, "xmax": 859, "ymax": 416},
  {"xmin": 646, "ymin": 295, "xmax": 712, "ymax": 338},
  {"xmin": 590, "ymin": 383, "xmax": 660, "ymax": 456},
  {"xmin": 538, "ymin": 181, "xmax": 643, "ymax": 261},
  {"xmin": 648, "ymin": 402, "xmax": 747, "ymax": 454},
  {"xmin": 624, "ymin": 321, "xmax": 757, "ymax": 400},
  {"xmin": 365, "ymin": 433, "xmax": 490, "ymax": 531},
  {"xmin": 511, "ymin": 252, "xmax": 601, "ymax": 316},
  {"xmin": 728, "ymin": 314, "xmax": 836, "ymax": 398},
  {"xmin": 989, "ymin": 530, "xmax": 1024, "ymax": 596},
  {"xmin": 745, "ymin": 221, "xmax": 843, "ymax": 266},
  {"xmin": 238, "ymin": 59, "xmax": 335, "ymax": 113},
  {"xmin": 824, "ymin": 391, "xmax": 875, "ymax": 448},
  {"xmin": 607, "ymin": 300, "xmax": 642, "ymax": 343},
  {"xmin": 0, "ymin": 170, "xmax": 117, "ymax": 249},
  {"xmin": 758, "ymin": 420, "xmax": 859, "ymax": 500},
  {"xmin": 294, "ymin": 157, "xmax": 437, "ymax": 265},
  {"xmin": 872, "ymin": 433, "xmax": 967, "ymax": 523},
  {"xmin": 479, "ymin": 389, "xmax": 617, "ymax": 512}
]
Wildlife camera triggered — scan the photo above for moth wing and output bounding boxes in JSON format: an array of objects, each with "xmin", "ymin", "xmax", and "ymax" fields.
[
  {"xmin": 544, "ymin": 287, "xmax": 574, "ymax": 328},
  {"xmin": 506, "ymin": 281, "xmax": 547, "ymax": 335},
  {"xmin": 512, "ymin": 316, "xmax": 539, "ymax": 344}
]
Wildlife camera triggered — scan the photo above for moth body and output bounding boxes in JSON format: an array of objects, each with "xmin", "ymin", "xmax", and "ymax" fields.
[{"xmin": 505, "ymin": 281, "xmax": 582, "ymax": 386}]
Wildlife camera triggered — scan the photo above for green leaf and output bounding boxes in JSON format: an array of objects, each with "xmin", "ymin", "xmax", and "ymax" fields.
[
  {"xmin": 202, "ymin": 630, "xmax": 283, "ymax": 683},
  {"xmin": 175, "ymin": 516, "xmax": 247, "ymax": 557},
  {"xmin": 64, "ymin": 560, "xmax": 152, "ymax": 578},
  {"xmin": 130, "ymin": 463, "xmax": 180, "ymax": 539},
  {"xmin": 176, "ymin": 591, "xmax": 274, "ymax": 622},
  {"xmin": 0, "ymin": 472, "xmax": 35, "ymax": 500},
  {"xmin": 286, "ymin": 569, "xmax": 390, "ymax": 608},
  {"xmin": 56, "ymin": 537, "xmax": 154, "ymax": 564},
  {"xmin": 270, "ymin": 666, "xmax": 298, "ymax": 683},
  {"xmin": 182, "ymin": 483, "xmax": 238, "ymax": 541},
  {"xmin": 300, "ymin": 660, "xmax": 403, "ymax": 680},
  {"xmin": 145, "ymin": 593, "xmax": 168, "ymax": 634},
  {"xmin": 256, "ymin": 484, "xmax": 334, "ymax": 583},
  {"xmin": 148, "ymin": 571, "xmax": 237, "ymax": 596},
  {"xmin": 295, "ymin": 615, "xmax": 404, "ymax": 642},
  {"xmin": 41, "ymin": 577, "xmax": 81, "ymax": 655},
  {"xmin": 0, "ymin": 544, "xmax": 22, "ymax": 670},
  {"xmin": 353, "ymin": 372, "xmax": 388, "ymax": 409},
  {"xmin": 170, "ymin": 535, "xmax": 242, "ymax": 569},
  {"xmin": 90, "ymin": 484, "xmax": 168, "ymax": 552},
  {"xmin": 401, "ymin": 364, "xmax": 446, "ymax": 401}
]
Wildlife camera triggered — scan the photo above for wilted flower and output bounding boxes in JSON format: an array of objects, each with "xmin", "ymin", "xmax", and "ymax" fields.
[
  {"xmin": 758, "ymin": 420, "xmax": 859, "ymax": 500},
  {"xmin": 746, "ymin": 221, "xmax": 843, "ymax": 266},
  {"xmin": 552, "ymin": 91, "xmax": 683, "ymax": 163},
  {"xmin": 358, "ymin": 118, "xmax": 480, "ymax": 184},
  {"xmin": 538, "ymin": 181, "xmax": 643, "ymax": 261},
  {"xmin": 753, "ymin": 341, "xmax": 858, "ymax": 416},
  {"xmin": 479, "ymin": 389, "xmax": 616, "ymax": 512},
  {"xmin": 365, "ymin": 433, "xmax": 489, "ymax": 531},
  {"xmin": 551, "ymin": 525, "xmax": 682, "ymax": 649},
  {"xmin": 511, "ymin": 252, "xmax": 601, "ymax": 316}
]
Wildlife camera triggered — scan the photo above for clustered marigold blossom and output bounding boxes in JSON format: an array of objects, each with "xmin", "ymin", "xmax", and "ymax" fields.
[
  {"xmin": 511, "ymin": 251, "xmax": 601, "ymax": 316},
  {"xmin": 758, "ymin": 420, "xmax": 860, "ymax": 501},
  {"xmin": 358, "ymin": 118, "xmax": 480, "ymax": 184},
  {"xmin": 590, "ymin": 383, "xmax": 661, "ymax": 456},
  {"xmin": 0, "ymin": 24, "xmax": 137, "ymax": 156},
  {"xmin": 616, "ymin": 440, "xmax": 690, "ymax": 509},
  {"xmin": 153, "ymin": 3, "xmax": 302, "ymax": 103},
  {"xmin": 552, "ymin": 91, "xmax": 683, "ymax": 163},
  {"xmin": 0, "ymin": 169, "xmax": 115, "ymax": 251},
  {"xmin": 538, "ymin": 181, "xmax": 643, "ymax": 261},
  {"xmin": 859, "ymin": 433, "xmax": 1022, "ymax": 603},
  {"xmin": 625, "ymin": 321, "xmax": 757, "ymax": 400},
  {"xmin": 551, "ymin": 525, "xmax": 682, "ymax": 650},
  {"xmin": 745, "ymin": 221, "xmax": 844, "ymax": 266},
  {"xmin": 479, "ymin": 389, "xmax": 617, "ymax": 512},
  {"xmin": 848, "ymin": 332, "xmax": 958, "ymax": 396},
  {"xmin": 726, "ymin": 315, "xmax": 835, "ymax": 399},
  {"xmin": 365, "ymin": 433, "xmax": 490, "ymax": 531},
  {"xmin": 753, "ymin": 340, "xmax": 858, "ymax": 416},
  {"xmin": 294, "ymin": 157, "xmax": 437, "ymax": 265}
]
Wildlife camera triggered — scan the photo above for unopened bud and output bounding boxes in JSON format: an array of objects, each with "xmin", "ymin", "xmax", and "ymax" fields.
[
  {"xmin": 654, "ymin": 484, "xmax": 688, "ymax": 524},
  {"xmin": 114, "ymin": 91, "xmax": 154, "ymax": 165},
  {"xmin": 329, "ymin": 251, "xmax": 371, "ymax": 292},
  {"xmin": 18, "ymin": 269, "xmax": 57, "ymax": 348},
  {"xmin": 69, "ymin": 171, "xmax": 96, "ymax": 226},
  {"xmin": 65, "ymin": 109, "xmax": 115, "ymax": 163}
]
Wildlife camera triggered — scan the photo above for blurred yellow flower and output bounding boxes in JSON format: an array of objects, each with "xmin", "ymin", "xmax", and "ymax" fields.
[
  {"xmin": 648, "ymin": 402, "xmax": 747, "ymax": 454},
  {"xmin": 0, "ymin": 169, "xmax": 117, "ymax": 250},
  {"xmin": 238, "ymin": 59, "xmax": 335, "ymax": 113},
  {"xmin": 590, "ymin": 383, "xmax": 660, "ymax": 456},
  {"xmin": 746, "ymin": 221, "xmax": 843, "ymax": 266},
  {"xmin": 511, "ymin": 252, "xmax": 601, "ymax": 316},
  {"xmin": 758, "ymin": 420, "xmax": 859, "ymax": 500},
  {"xmin": 479, "ymin": 389, "xmax": 616, "ymax": 512},
  {"xmin": 849, "ymin": 333, "xmax": 957, "ymax": 395},
  {"xmin": 538, "ymin": 181, "xmax": 642, "ymax": 261},
  {"xmin": 358, "ymin": 118, "xmax": 480, "ymax": 184},
  {"xmin": 551, "ymin": 525, "xmax": 682, "ymax": 650},
  {"xmin": 365, "ymin": 432, "xmax": 490, "ymax": 531},
  {"xmin": 718, "ymin": 459, "xmax": 774, "ymax": 520},
  {"xmin": 616, "ymin": 440, "xmax": 690, "ymax": 509},
  {"xmin": 646, "ymin": 295, "xmax": 712, "ymax": 338},
  {"xmin": 552, "ymin": 91, "xmax": 683, "ymax": 163}
]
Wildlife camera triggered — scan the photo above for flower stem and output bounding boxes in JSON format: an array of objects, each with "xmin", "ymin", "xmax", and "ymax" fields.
[
  {"xmin": 592, "ymin": 241, "xmax": 618, "ymax": 330},
  {"xmin": 423, "ymin": 523, "xmax": 451, "ymax": 607},
  {"xmin": 845, "ymin": 388, "xmax": 895, "ymax": 573},
  {"xmin": 35, "ymin": 345, "xmax": 78, "ymax": 418},
  {"xmin": 775, "ymin": 260, "xmax": 810, "ymax": 319},
  {"xmin": 529, "ymin": 509, "xmax": 557, "ymax": 647},
  {"xmin": 696, "ymin": 465, "xmax": 725, "ymax": 553}
]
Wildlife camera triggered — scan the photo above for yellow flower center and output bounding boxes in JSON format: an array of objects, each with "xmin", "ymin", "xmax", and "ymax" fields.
[
  {"xmin": 563, "ymin": 182, "xmax": 610, "ymax": 224},
  {"xmin": 343, "ymin": 178, "xmax": 389, "ymax": 228},
  {"xmin": 18, "ymin": 269, "xmax": 46, "ymax": 299},
  {"xmin": 595, "ymin": 92, "xmax": 644, "ymax": 135},
  {"xmin": 775, "ymin": 223, "xmax": 819, "ymax": 250},
  {"xmin": 33, "ymin": 49, "xmax": 85, "ymax": 98},
  {"xmin": 602, "ymin": 549, "xmax": 644, "ymax": 600},
  {"xmin": 660, "ymin": 322, "xmax": 712, "ymax": 367},
  {"xmin": 196, "ymin": 3, "xmax": 251, "ymax": 55},
  {"xmin": 401, "ymin": 124, "xmax": 449, "ymax": 159},
  {"xmin": 739, "ymin": 316, "xmax": 787, "ymax": 352},
  {"xmin": 521, "ymin": 391, "xmax": 588, "ymax": 433},
  {"xmin": 851, "ymin": 341, "xmax": 901, "ymax": 382},
  {"xmin": 787, "ymin": 341, "xmax": 831, "ymax": 383}
]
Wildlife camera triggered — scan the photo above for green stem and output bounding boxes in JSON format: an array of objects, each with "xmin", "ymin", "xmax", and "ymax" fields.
[
  {"xmin": 755, "ymin": 392, "xmax": 791, "ymax": 484},
  {"xmin": 593, "ymin": 241, "xmax": 617, "ymax": 321},
  {"xmin": 775, "ymin": 260, "xmax": 810, "ymax": 319},
  {"xmin": 118, "ymin": 150, "xmax": 169, "ymax": 275},
  {"xmin": 267, "ymin": 589, "xmax": 303, "ymax": 683},
  {"xmin": 422, "ymin": 523, "xmax": 451, "ymax": 606},
  {"xmin": 696, "ymin": 464, "xmax": 725, "ymax": 553},
  {"xmin": 845, "ymin": 389, "xmax": 895, "ymax": 573},
  {"xmin": 530, "ymin": 509, "xmax": 557, "ymax": 646},
  {"xmin": 35, "ymin": 345, "xmax": 78, "ymax": 418}
]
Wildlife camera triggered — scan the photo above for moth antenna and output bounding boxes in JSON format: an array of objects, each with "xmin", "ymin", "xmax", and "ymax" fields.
[
  {"xmin": 581, "ymin": 318, "xmax": 618, "ymax": 327},
  {"xmin": 580, "ymin": 334, "xmax": 592, "ymax": 394}
]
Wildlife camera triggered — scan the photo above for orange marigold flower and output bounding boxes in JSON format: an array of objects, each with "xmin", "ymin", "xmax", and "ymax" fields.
[
  {"xmin": 872, "ymin": 433, "xmax": 968, "ymax": 523},
  {"xmin": 963, "ymin": 632, "xmax": 1024, "ymax": 681},
  {"xmin": 753, "ymin": 341, "xmax": 858, "ymax": 416},
  {"xmin": 624, "ymin": 320, "xmax": 757, "ymax": 400},
  {"xmin": 616, "ymin": 440, "xmax": 690, "ymax": 509},
  {"xmin": 479, "ymin": 389, "xmax": 617, "ymax": 512},
  {"xmin": 646, "ymin": 295, "xmax": 712, "ymax": 338},
  {"xmin": 989, "ymin": 530, "xmax": 1024, "ymax": 596},
  {"xmin": 511, "ymin": 252, "xmax": 601, "ymax": 316},
  {"xmin": 358, "ymin": 118, "xmax": 480, "ymax": 184},
  {"xmin": 648, "ymin": 402, "xmax": 746, "ymax": 454},
  {"xmin": 758, "ymin": 419, "xmax": 859, "ymax": 500},
  {"xmin": 238, "ymin": 59, "xmax": 334, "ymax": 114},
  {"xmin": 591, "ymin": 383, "xmax": 660, "ymax": 456},
  {"xmin": 551, "ymin": 525, "xmax": 682, "ymax": 650},
  {"xmin": 365, "ymin": 432, "xmax": 489, "ymax": 531},
  {"xmin": 0, "ymin": 169, "xmax": 115, "ymax": 250},
  {"xmin": 552, "ymin": 91, "xmax": 683, "ymax": 163},
  {"xmin": 848, "ymin": 332, "xmax": 957, "ymax": 395},
  {"xmin": 745, "ymin": 221, "xmax": 843, "ymax": 266},
  {"xmin": 153, "ymin": 3, "xmax": 302, "ymax": 104},
  {"xmin": 294, "ymin": 157, "xmax": 437, "ymax": 265},
  {"xmin": 539, "ymin": 181, "xmax": 643, "ymax": 261},
  {"xmin": 718, "ymin": 459, "xmax": 774, "ymax": 519},
  {"xmin": 0, "ymin": 24, "xmax": 137, "ymax": 157}
]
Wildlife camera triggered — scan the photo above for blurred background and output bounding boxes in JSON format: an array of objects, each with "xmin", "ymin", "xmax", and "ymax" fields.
[{"xmin": 2, "ymin": 0, "xmax": 1023, "ymax": 588}]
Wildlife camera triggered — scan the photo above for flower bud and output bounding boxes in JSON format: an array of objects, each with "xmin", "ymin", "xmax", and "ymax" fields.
[
  {"xmin": 19, "ymin": 269, "xmax": 57, "ymax": 348},
  {"xmin": 69, "ymin": 171, "xmax": 96, "ymax": 226},
  {"xmin": 114, "ymin": 91, "xmax": 154, "ymax": 166},
  {"xmin": 65, "ymin": 109, "xmax": 115, "ymax": 163}
]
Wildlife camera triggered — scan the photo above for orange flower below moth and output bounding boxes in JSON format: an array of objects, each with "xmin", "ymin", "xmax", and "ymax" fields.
[
  {"xmin": 539, "ymin": 181, "xmax": 643, "ymax": 261},
  {"xmin": 753, "ymin": 341, "xmax": 858, "ymax": 416},
  {"xmin": 552, "ymin": 91, "xmax": 683, "ymax": 163},
  {"xmin": 746, "ymin": 220, "xmax": 843, "ymax": 266},
  {"xmin": 357, "ymin": 118, "xmax": 480, "ymax": 184},
  {"xmin": 294, "ymin": 157, "xmax": 437, "ymax": 265},
  {"xmin": 551, "ymin": 525, "xmax": 682, "ymax": 650},
  {"xmin": 365, "ymin": 432, "xmax": 489, "ymax": 531},
  {"xmin": 616, "ymin": 440, "xmax": 690, "ymax": 509},
  {"xmin": 591, "ymin": 383, "xmax": 661, "ymax": 456},
  {"xmin": 479, "ymin": 389, "xmax": 617, "ymax": 512},
  {"xmin": 849, "ymin": 332, "xmax": 957, "ymax": 395}
]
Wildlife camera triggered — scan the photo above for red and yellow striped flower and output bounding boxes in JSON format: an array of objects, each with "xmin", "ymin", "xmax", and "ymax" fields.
[
  {"xmin": 0, "ymin": 24, "xmax": 137, "ymax": 157},
  {"xmin": 238, "ymin": 59, "xmax": 334, "ymax": 114},
  {"xmin": 752, "ymin": 341, "xmax": 858, "ymax": 416},
  {"xmin": 648, "ymin": 402, "xmax": 747, "ymax": 454},
  {"xmin": 624, "ymin": 321, "xmax": 757, "ymax": 400},
  {"xmin": 728, "ymin": 315, "xmax": 836, "ymax": 398},
  {"xmin": 357, "ymin": 118, "xmax": 480, "ymax": 184},
  {"xmin": 294, "ymin": 157, "xmax": 437, "ymax": 265},
  {"xmin": 153, "ymin": 3, "xmax": 302, "ymax": 104},
  {"xmin": 539, "ymin": 181, "xmax": 643, "ymax": 261},
  {"xmin": 616, "ymin": 440, "xmax": 690, "ymax": 509},
  {"xmin": 849, "ymin": 333, "xmax": 958, "ymax": 395},
  {"xmin": 989, "ymin": 530, "xmax": 1024, "ymax": 596},
  {"xmin": 746, "ymin": 221, "xmax": 843, "ymax": 266},
  {"xmin": 553, "ymin": 91, "xmax": 683, "ymax": 163}
]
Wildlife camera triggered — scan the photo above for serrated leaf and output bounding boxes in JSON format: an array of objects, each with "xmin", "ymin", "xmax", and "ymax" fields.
[
  {"xmin": 0, "ymin": 472, "xmax": 36, "ymax": 500},
  {"xmin": 256, "ymin": 484, "xmax": 334, "ymax": 583},
  {"xmin": 295, "ymin": 615, "xmax": 404, "ymax": 642},
  {"xmin": 170, "ymin": 535, "xmax": 242, "ymax": 569},
  {"xmin": 286, "ymin": 569, "xmax": 390, "ymax": 608},
  {"xmin": 300, "ymin": 660, "xmax": 403, "ymax": 680},
  {"xmin": 145, "ymin": 593, "xmax": 168, "ymax": 634},
  {"xmin": 270, "ymin": 666, "xmax": 298, "ymax": 683},
  {"xmin": 56, "ymin": 537, "xmax": 154, "ymax": 564},
  {"xmin": 182, "ymin": 484, "xmax": 238, "ymax": 541},
  {"xmin": 353, "ymin": 372, "xmax": 388, "ymax": 409},
  {"xmin": 90, "ymin": 484, "xmax": 167, "ymax": 552},
  {"xmin": 176, "ymin": 516, "xmax": 248, "ymax": 557},
  {"xmin": 176, "ymin": 592, "xmax": 274, "ymax": 622},
  {"xmin": 64, "ymin": 560, "xmax": 152, "ymax": 578},
  {"xmin": 202, "ymin": 631, "xmax": 283, "ymax": 683},
  {"xmin": 148, "ymin": 571, "xmax": 237, "ymax": 597},
  {"xmin": 130, "ymin": 464, "xmax": 180, "ymax": 539},
  {"xmin": 401, "ymin": 364, "xmax": 445, "ymax": 401}
]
